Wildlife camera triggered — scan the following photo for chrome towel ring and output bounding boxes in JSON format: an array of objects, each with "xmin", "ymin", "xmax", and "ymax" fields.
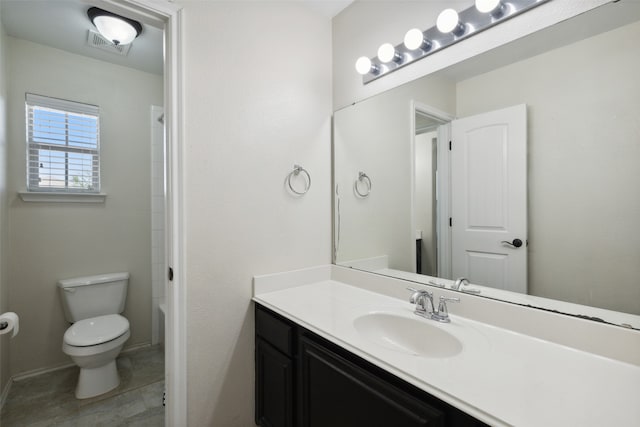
[
  {"xmin": 287, "ymin": 164, "xmax": 311, "ymax": 195},
  {"xmin": 354, "ymin": 171, "xmax": 371, "ymax": 197}
]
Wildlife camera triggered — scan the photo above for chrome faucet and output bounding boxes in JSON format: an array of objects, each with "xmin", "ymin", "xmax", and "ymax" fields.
[
  {"xmin": 407, "ymin": 288, "xmax": 435, "ymax": 318},
  {"xmin": 451, "ymin": 277, "xmax": 481, "ymax": 294},
  {"xmin": 452, "ymin": 277, "xmax": 469, "ymax": 290},
  {"xmin": 407, "ymin": 288, "xmax": 459, "ymax": 323}
]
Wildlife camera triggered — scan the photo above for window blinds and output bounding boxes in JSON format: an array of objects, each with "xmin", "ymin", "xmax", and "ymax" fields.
[{"xmin": 26, "ymin": 93, "xmax": 100, "ymax": 193}]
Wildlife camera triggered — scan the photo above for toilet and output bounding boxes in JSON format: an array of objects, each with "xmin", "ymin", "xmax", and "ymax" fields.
[{"xmin": 58, "ymin": 272, "xmax": 131, "ymax": 399}]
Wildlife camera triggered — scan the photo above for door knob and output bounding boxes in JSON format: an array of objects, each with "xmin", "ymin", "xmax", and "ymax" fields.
[{"xmin": 501, "ymin": 238, "xmax": 523, "ymax": 248}]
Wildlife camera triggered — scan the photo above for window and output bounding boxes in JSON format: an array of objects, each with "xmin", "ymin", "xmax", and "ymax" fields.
[{"xmin": 26, "ymin": 93, "xmax": 100, "ymax": 193}]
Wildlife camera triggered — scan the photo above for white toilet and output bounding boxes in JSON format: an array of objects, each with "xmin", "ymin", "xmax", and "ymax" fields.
[{"xmin": 58, "ymin": 272, "xmax": 131, "ymax": 399}]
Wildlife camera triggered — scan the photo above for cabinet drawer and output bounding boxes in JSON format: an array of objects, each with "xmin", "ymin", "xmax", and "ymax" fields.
[{"xmin": 256, "ymin": 305, "xmax": 294, "ymax": 356}]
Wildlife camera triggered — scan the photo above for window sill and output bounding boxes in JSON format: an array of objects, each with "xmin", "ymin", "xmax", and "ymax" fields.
[{"xmin": 18, "ymin": 192, "xmax": 107, "ymax": 203}]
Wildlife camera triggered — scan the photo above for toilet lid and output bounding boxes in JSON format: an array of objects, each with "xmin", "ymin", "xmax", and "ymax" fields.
[{"xmin": 64, "ymin": 314, "xmax": 129, "ymax": 347}]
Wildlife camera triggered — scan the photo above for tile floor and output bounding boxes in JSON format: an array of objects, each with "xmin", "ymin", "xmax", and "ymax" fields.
[{"xmin": 1, "ymin": 345, "xmax": 165, "ymax": 426}]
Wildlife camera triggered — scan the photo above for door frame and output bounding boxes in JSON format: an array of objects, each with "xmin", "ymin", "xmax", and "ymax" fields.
[
  {"xmin": 95, "ymin": 0, "xmax": 186, "ymax": 425},
  {"xmin": 410, "ymin": 101, "xmax": 454, "ymax": 279}
]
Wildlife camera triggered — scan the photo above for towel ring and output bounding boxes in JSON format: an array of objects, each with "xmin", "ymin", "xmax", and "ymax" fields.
[
  {"xmin": 287, "ymin": 164, "xmax": 311, "ymax": 195},
  {"xmin": 354, "ymin": 171, "xmax": 372, "ymax": 197}
]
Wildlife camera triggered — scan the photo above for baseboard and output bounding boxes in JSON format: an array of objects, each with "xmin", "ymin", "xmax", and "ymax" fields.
[
  {"xmin": 121, "ymin": 342, "xmax": 153, "ymax": 354},
  {"xmin": 11, "ymin": 341, "xmax": 155, "ymax": 383},
  {"xmin": 11, "ymin": 361, "xmax": 76, "ymax": 382}
]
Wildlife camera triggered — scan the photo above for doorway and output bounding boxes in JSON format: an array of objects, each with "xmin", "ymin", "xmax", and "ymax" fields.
[
  {"xmin": 411, "ymin": 102, "xmax": 454, "ymax": 279},
  {"xmin": 411, "ymin": 101, "xmax": 528, "ymax": 292},
  {"xmin": 0, "ymin": 0, "xmax": 185, "ymax": 424}
]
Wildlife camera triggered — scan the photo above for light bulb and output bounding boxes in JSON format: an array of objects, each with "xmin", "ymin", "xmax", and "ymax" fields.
[
  {"xmin": 404, "ymin": 28, "xmax": 429, "ymax": 51},
  {"xmin": 377, "ymin": 43, "xmax": 397, "ymax": 63},
  {"xmin": 436, "ymin": 9, "xmax": 463, "ymax": 34},
  {"xmin": 475, "ymin": 0, "xmax": 501, "ymax": 13},
  {"xmin": 355, "ymin": 56, "xmax": 373, "ymax": 75}
]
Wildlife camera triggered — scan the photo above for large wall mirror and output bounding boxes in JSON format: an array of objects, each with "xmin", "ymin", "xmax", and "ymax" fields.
[{"xmin": 333, "ymin": 1, "xmax": 640, "ymax": 329}]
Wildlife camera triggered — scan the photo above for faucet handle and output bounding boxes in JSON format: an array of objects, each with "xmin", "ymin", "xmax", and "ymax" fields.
[
  {"xmin": 427, "ymin": 280, "xmax": 445, "ymax": 288},
  {"xmin": 437, "ymin": 296, "xmax": 460, "ymax": 320}
]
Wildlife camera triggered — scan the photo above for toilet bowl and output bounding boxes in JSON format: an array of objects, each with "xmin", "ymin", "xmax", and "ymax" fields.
[
  {"xmin": 62, "ymin": 314, "xmax": 130, "ymax": 399},
  {"xmin": 58, "ymin": 272, "xmax": 130, "ymax": 399}
]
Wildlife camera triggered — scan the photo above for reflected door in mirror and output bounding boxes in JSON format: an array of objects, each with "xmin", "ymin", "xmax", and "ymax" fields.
[{"xmin": 451, "ymin": 104, "xmax": 527, "ymax": 293}]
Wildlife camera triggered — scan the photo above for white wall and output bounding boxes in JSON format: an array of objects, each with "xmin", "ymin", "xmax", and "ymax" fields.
[
  {"xmin": 178, "ymin": 2, "xmax": 332, "ymax": 425},
  {"xmin": 456, "ymin": 21, "xmax": 640, "ymax": 315},
  {"xmin": 0, "ymin": 6, "xmax": 9, "ymax": 399},
  {"xmin": 334, "ymin": 75, "xmax": 455, "ymax": 271},
  {"xmin": 332, "ymin": 0, "xmax": 610, "ymax": 110},
  {"xmin": 6, "ymin": 37, "xmax": 162, "ymax": 375}
]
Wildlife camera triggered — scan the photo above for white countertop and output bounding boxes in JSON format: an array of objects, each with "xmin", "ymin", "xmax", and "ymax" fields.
[{"xmin": 253, "ymin": 268, "xmax": 640, "ymax": 427}]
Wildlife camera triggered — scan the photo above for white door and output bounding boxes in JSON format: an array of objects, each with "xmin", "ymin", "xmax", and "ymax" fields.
[{"xmin": 451, "ymin": 104, "xmax": 527, "ymax": 293}]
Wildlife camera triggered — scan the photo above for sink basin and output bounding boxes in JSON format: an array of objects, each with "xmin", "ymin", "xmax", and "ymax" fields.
[{"xmin": 353, "ymin": 312, "xmax": 463, "ymax": 358}]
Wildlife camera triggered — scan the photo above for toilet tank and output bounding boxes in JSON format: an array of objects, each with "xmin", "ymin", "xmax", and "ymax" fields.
[{"xmin": 58, "ymin": 272, "xmax": 129, "ymax": 323}]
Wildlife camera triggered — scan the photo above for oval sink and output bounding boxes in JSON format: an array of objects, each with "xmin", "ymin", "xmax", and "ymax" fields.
[{"xmin": 353, "ymin": 312, "xmax": 463, "ymax": 358}]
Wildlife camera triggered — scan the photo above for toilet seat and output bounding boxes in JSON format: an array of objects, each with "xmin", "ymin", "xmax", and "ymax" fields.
[
  {"xmin": 64, "ymin": 314, "xmax": 129, "ymax": 347},
  {"xmin": 62, "ymin": 329, "xmax": 130, "ymax": 358}
]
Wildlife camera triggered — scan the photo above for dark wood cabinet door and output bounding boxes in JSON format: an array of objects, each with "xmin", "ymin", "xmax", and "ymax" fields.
[
  {"xmin": 299, "ymin": 337, "xmax": 445, "ymax": 427},
  {"xmin": 256, "ymin": 338, "xmax": 294, "ymax": 427}
]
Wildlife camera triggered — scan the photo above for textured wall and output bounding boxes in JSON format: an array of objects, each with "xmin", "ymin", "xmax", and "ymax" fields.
[{"xmin": 179, "ymin": 2, "xmax": 332, "ymax": 425}]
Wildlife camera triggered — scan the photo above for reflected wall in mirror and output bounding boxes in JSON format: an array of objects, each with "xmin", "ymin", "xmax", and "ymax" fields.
[{"xmin": 333, "ymin": 1, "xmax": 640, "ymax": 328}]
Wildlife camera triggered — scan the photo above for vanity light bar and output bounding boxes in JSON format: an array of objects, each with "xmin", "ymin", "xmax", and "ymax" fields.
[{"xmin": 357, "ymin": 0, "xmax": 551, "ymax": 84}]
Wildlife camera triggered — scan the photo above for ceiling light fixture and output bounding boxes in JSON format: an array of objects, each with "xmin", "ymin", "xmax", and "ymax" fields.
[
  {"xmin": 87, "ymin": 7, "xmax": 142, "ymax": 46},
  {"xmin": 354, "ymin": 0, "xmax": 550, "ymax": 84}
]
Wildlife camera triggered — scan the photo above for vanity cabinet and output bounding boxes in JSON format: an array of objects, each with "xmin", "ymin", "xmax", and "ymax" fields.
[
  {"xmin": 299, "ymin": 336, "xmax": 445, "ymax": 426},
  {"xmin": 255, "ymin": 304, "xmax": 487, "ymax": 427},
  {"xmin": 255, "ymin": 305, "xmax": 295, "ymax": 427}
]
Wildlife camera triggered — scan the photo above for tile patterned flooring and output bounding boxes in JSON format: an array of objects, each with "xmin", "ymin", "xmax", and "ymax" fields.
[{"xmin": 1, "ymin": 345, "xmax": 165, "ymax": 426}]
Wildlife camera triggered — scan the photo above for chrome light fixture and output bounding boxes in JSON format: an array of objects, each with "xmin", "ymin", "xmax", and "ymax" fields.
[
  {"xmin": 87, "ymin": 7, "xmax": 142, "ymax": 46},
  {"xmin": 355, "ymin": 0, "xmax": 550, "ymax": 84}
]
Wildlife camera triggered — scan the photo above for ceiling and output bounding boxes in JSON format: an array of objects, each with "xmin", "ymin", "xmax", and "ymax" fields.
[
  {"xmin": 1, "ymin": 0, "xmax": 164, "ymax": 75},
  {"xmin": 303, "ymin": 0, "xmax": 353, "ymax": 18},
  {"xmin": 0, "ymin": 0, "xmax": 355, "ymax": 76}
]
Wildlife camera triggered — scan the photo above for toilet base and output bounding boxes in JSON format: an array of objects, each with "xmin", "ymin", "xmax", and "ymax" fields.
[{"xmin": 75, "ymin": 360, "xmax": 120, "ymax": 399}]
